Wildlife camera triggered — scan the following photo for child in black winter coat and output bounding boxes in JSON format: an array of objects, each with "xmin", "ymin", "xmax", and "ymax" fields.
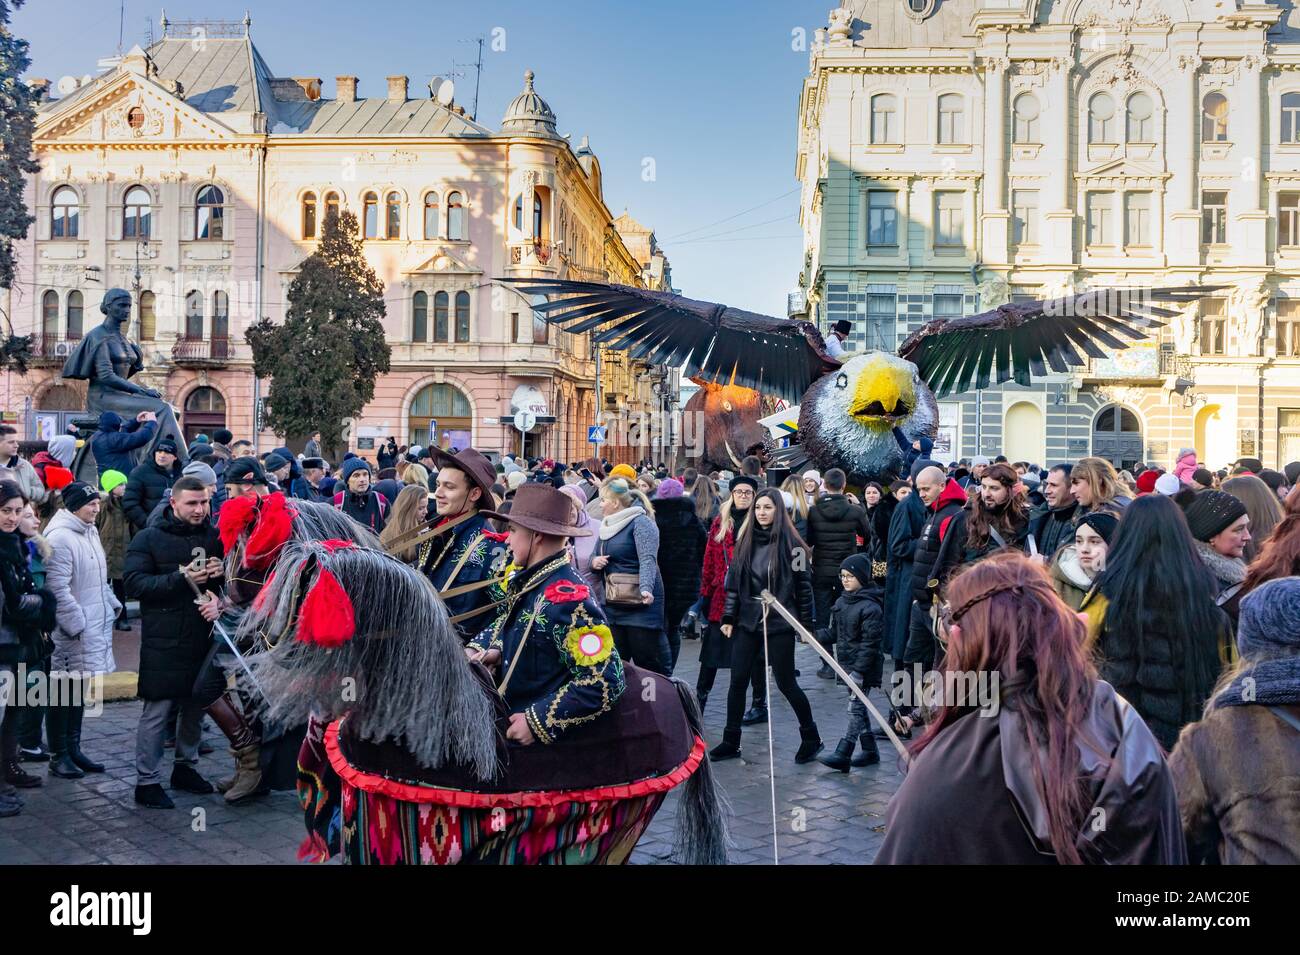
[{"xmin": 818, "ymin": 554, "xmax": 884, "ymax": 771}]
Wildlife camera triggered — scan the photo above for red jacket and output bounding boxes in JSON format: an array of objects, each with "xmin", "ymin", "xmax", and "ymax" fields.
[{"xmin": 699, "ymin": 515, "xmax": 735, "ymax": 624}]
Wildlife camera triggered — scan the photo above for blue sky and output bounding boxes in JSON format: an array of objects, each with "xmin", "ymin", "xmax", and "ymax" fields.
[{"xmin": 15, "ymin": 0, "xmax": 824, "ymax": 316}]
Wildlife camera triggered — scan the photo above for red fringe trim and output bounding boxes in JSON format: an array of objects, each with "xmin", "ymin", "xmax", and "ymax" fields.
[
  {"xmin": 325, "ymin": 719, "xmax": 705, "ymax": 809},
  {"xmin": 245, "ymin": 492, "xmax": 297, "ymax": 570},
  {"xmin": 217, "ymin": 494, "xmax": 258, "ymax": 551}
]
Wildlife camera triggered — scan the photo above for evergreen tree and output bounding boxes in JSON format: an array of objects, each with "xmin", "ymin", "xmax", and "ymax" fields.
[
  {"xmin": 246, "ymin": 209, "xmax": 391, "ymax": 456},
  {"xmin": 0, "ymin": 1, "xmax": 39, "ymax": 372}
]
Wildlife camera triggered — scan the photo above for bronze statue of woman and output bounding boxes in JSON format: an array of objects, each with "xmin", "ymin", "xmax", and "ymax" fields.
[{"xmin": 60, "ymin": 288, "xmax": 187, "ymax": 472}]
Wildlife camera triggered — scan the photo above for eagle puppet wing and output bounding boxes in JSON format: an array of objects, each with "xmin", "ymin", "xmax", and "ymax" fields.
[
  {"xmin": 496, "ymin": 278, "xmax": 840, "ymax": 405},
  {"xmin": 898, "ymin": 286, "xmax": 1222, "ymax": 398}
]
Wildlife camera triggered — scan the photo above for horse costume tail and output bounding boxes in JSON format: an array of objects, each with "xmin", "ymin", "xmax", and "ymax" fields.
[{"xmin": 671, "ymin": 678, "xmax": 730, "ymax": 865}]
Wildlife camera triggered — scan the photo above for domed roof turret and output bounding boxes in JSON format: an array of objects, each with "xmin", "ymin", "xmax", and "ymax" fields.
[{"xmin": 501, "ymin": 70, "xmax": 559, "ymax": 138}]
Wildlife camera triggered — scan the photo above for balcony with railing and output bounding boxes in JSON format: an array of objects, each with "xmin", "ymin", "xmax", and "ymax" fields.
[
  {"xmin": 171, "ymin": 337, "xmax": 233, "ymax": 366},
  {"xmin": 27, "ymin": 332, "xmax": 84, "ymax": 366}
]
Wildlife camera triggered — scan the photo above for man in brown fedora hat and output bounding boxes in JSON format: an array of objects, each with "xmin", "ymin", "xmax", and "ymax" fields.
[
  {"xmin": 421, "ymin": 448, "xmax": 509, "ymax": 639},
  {"xmin": 466, "ymin": 483, "xmax": 626, "ymax": 746}
]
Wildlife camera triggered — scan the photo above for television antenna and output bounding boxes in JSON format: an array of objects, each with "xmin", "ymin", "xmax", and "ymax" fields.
[{"xmin": 458, "ymin": 36, "xmax": 485, "ymax": 120}]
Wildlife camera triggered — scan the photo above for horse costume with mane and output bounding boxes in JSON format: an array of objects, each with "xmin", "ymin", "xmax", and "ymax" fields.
[{"xmin": 236, "ymin": 537, "xmax": 729, "ymax": 865}]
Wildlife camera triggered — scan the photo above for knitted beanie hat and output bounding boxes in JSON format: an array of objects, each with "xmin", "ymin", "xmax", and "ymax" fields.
[
  {"xmin": 1192, "ymin": 468, "xmax": 1215, "ymax": 488},
  {"xmin": 609, "ymin": 463, "xmax": 637, "ymax": 482},
  {"xmin": 1135, "ymin": 470, "xmax": 1160, "ymax": 494},
  {"xmin": 182, "ymin": 461, "xmax": 218, "ymax": 487},
  {"xmin": 839, "ymin": 553, "xmax": 874, "ymax": 589},
  {"xmin": 1237, "ymin": 577, "xmax": 1300, "ymax": 659},
  {"xmin": 341, "ymin": 457, "xmax": 371, "ymax": 482},
  {"xmin": 506, "ymin": 470, "xmax": 528, "ymax": 490},
  {"xmin": 1154, "ymin": 473, "xmax": 1182, "ymax": 496},
  {"xmin": 62, "ymin": 481, "xmax": 99, "ymax": 513},
  {"xmin": 100, "ymin": 469, "xmax": 128, "ymax": 494},
  {"xmin": 1077, "ymin": 510, "xmax": 1119, "ymax": 545},
  {"xmin": 1181, "ymin": 489, "xmax": 1248, "ymax": 541},
  {"xmin": 1286, "ymin": 462, "xmax": 1300, "ymax": 485},
  {"xmin": 657, "ymin": 478, "xmax": 684, "ymax": 498}
]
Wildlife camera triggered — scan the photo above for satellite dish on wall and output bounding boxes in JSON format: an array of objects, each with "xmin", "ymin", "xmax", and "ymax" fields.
[
  {"xmin": 435, "ymin": 79, "xmax": 454, "ymax": 105},
  {"xmin": 56, "ymin": 75, "xmax": 79, "ymax": 96}
]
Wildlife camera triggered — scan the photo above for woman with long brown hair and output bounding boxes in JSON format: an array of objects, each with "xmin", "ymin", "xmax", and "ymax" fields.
[
  {"xmin": 1221, "ymin": 474, "xmax": 1283, "ymax": 564},
  {"xmin": 1238, "ymin": 484, "xmax": 1300, "ymax": 598},
  {"xmin": 1068, "ymin": 456, "xmax": 1131, "ymax": 522},
  {"xmin": 378, "ymin": 484, "xmax": 429, "ymax": 564},
  {"xmin": 876, "ymin": 551, "xmax": 1185, "ymax": 864}
]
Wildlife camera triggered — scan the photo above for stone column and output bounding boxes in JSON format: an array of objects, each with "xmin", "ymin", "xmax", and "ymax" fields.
[
  {"xmin": 1044, "ymin": 56, "xmax": 1075, "ymax": 256},
  {"xmin": 981, "ymin": 57, "xmax": 1011, "ymax": 265},
  {"xmin": 1234, "ymin": 56, "xmax": 1269, "ymax": 265},
  {"xmin": 1167, "ymin": 54, "xmax": 1202, "ymax": 266}
]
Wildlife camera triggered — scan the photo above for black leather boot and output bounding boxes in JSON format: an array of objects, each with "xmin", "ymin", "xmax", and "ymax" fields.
[
  {"xmin": 709, "ymin": 729, "xmax": 742, "ymax": 761},
  {"xmin": 4, "ymin": 758, "xmax": 42, "ymax": 788},
  {"xmin": 817, "ymin": 738, "xmax": 854, "ymax": 772},
  {"xmin": 794, "ymin": 724, "xmax": 823, "ymax": 764},
  {"xmin": 852, "ymin": 733, "xmax": 881, "ymax": 767},
  {"xmin": 741, "ymin": 704, "xmax": 768, "ymax": 726},
  {"xmin": 46, "ymin": 705, "xmax": 84, "ymax": 779},
  {"xmin": 67, "ymin": 703, "xmax": 105, "ymax": 773}
]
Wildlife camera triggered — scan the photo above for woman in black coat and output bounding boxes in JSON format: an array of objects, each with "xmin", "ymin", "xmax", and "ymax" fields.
[
  {"xmin": 653, "ymin": 480, "xmax": 706, "ymax": 673},
  {"xmin": 710, "ymin": 488, "xmax": 822, "ymax": 764},
  {"xmin": 0, "ymin": 482, "xmax": 56, "ymax": 800},
  {"xmin": 863, "ymin": 482, "xmax": 895, "ymax": 586}
]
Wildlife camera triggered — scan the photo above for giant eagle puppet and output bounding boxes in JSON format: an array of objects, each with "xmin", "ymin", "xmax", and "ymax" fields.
[{"xmin": 500, "ymin": 278, "xmax": 1217, "ymax": 481}]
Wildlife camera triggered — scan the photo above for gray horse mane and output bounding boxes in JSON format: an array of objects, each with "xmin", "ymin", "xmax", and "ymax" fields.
[{"xmin": 237, "ymin": 536, "xmax": 500, "ymax": 780}]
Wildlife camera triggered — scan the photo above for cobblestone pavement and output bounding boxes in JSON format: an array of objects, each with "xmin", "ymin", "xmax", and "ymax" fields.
[{"xmin": 0, "ymin": 638, "xmax": 903, "ymax": 865}]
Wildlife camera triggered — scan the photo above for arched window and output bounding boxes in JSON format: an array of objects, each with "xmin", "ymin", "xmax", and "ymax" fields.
[
  {"xmin": 212, "ymin": 290, "xmax": 229, "ymax": 341},
  {"xmin": 446, "ymin": 191, "xmax": 464, "ymax": 240},
  {"xmin": 195, "ymin": 185, "xmax": 224, "ymax": 240},
  {"xmin": 386, "ymin": 191, "xmax": 401, "ymax": 239},
  {"xmin": 433, "ymin": 291, "xmax": 449, "ymax": 342},
  {"xmin": 408, "ymin": 383, "xmax": 472, "ymax": 451},
  {"xmin": 302, "ymin": 191, "xmax": 317, "ymax": 238},
  {"xmin": 51, "ymin": 186, "xmax": 79, "ymax": 238},
  {"xmin": 1012, "ymin": 93, "xmax": 1039, "ymax": 143},
  {"xmin": 455, "ymin": 290, "xmax": 470, "ymax": 342},
  {"xmin": 423, "ymin": 192, "xmax": 439, "ymax": 239},
  {"xmin": 1089, "ymin": 93, "xmax": 1116, "ymax": 143},
  {"xmin": 1126, "ymin": 92, "xmax": 1154, "ymax": 142},
  {"xmin": 870, "ymin": 94, "xmax": 897, "ymax": 144},
  {"xmin": 412, "ymin": 291, "xmax": 428, "ymax": 341},
  {"xmin": 183, "ymin": 386, "xmax": 227, "ymax": 444},
  {"xmin": 123, "ymin": 186, "xmax": 151, "ymax": 239},
  {"xmin": 324, "ymin": 191, "xmax": 340, "ymax": 224},
  {"xmin": 532, "ymin": 193, "xmax": 544, "ymax": 239},
  {"xmin": 139, "ymin": 290, "xmax": 156, "ymax": 340},
  {"xmin": 362, "ymin": 191, "xmax": 378, "ymax": 239},
  {"xmin": 937, "ymin": 93, "xmax": 964, "ymax": 144},
  {"xmin": 185, "ymin": 290, "xmax": 203, "ymax": 339},
  {"xmin": 1202, "ymin": 92, "xmax": 1229, "ymax": 142},
  {"xmin": 66, "ymin": 290, "xmax": 83, "ymax": 339},
  {"xmin": 41, "ymin": 290, "xmax": 59, "ymax": 338},
  {"xmin": 1284, "ymin": 93, "xmax": 1300, "ymax": 144}
]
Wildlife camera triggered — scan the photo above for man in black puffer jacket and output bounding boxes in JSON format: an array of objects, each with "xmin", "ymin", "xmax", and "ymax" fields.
[
  {"xmin": 125, "ymin": 476, "xmax": 223, "ymax": 809},
  {"xmin": 1027, "ymin": 463, "xmax": 1078, "ymax": 560},
  {"xmin": 804, "ymin": 467, "xmax": 871, "ymax": 677},
  {"xmin": 123, "ymin": 439, "xmax": 181, "ymax": 531}
]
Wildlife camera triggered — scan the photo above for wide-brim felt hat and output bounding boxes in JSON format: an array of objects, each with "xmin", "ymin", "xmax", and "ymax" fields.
[
  {"xmin": 430, "ymin": 447, "xmax": 497, "ymax": 505},
  {"xmin": 480, "ymin": 483, "xmax": 591, "ymax": 537}
]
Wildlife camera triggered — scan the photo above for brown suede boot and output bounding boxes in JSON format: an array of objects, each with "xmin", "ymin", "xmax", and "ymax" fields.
[{"xmin": 204, "ymin": 693, "xmax": 262, "ymax": 802}]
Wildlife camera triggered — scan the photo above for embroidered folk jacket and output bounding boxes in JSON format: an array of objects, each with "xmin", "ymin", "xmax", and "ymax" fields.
[
  {"xmin": 468, "ymin": 552, "xmax": 625, "ymax": 745},
  {"xmin": 420, "ymin": 512, "xmax": 508, "ymax": 639}
]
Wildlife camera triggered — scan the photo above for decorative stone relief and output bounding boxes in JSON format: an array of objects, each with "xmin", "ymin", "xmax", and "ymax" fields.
[
  {"xmin": 1172, "ymin": 301, "xmax": 1199, "ymax": 355},
  {"xmin": 983, "ymin": 56, "xmax": 1011, "ymax": 75},
  {"xmin": 105, "ymin": 103, "xmax": 164, "ymax": 139},
  {"xmin": 1229, "ymin": 280, "xmax": 1270, "ymax": 357},
  {"xmin": 827, "ymin": 6, "xmax": 853, "ymax": 42},
  {"xmin": 977, "ymin": 276, "xmax": 1010, "ymax": 309}
]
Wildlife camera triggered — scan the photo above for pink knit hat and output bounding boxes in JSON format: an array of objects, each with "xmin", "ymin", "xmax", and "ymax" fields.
[{"xmin": 657, "ymin": 478, "xmax": 684, "ymax": 498}]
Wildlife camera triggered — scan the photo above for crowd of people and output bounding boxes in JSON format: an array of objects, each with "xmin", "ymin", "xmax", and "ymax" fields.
[{"xmin": 1, "ymin": 419, "xmax": 1298, "ymax": 865}]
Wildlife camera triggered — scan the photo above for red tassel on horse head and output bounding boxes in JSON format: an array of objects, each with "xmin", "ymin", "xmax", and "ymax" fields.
[
  {"xmin": 245, "ymin": 492, "xmax": 298, "ymax": 570},
  {"xmin": 217, "ymin": 494, "xmax": 259, "ymax": 552},
  {"xmin": 295, "ymin": 566, "xmax": 356, "ymax": 648}
]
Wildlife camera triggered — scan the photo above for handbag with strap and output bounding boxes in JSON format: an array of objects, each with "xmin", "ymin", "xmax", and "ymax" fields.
[{"xmin": 596, "ymin": 535, "xmax": 643, "ymax": 606}]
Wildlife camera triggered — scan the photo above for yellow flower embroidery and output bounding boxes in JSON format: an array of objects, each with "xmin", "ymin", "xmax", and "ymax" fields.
[{"xmin": 565, "ymin": 622, "xmax": 613, "ymax": 667}]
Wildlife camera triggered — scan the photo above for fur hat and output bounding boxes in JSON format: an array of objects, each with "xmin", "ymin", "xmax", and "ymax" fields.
[{"xmin": 1181, "ymin": 489, "xmax": 1248, "ymax": 542}]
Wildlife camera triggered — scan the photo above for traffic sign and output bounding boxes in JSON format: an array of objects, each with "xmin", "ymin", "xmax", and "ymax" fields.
[
  {"xmin": 513, "ymin": 410, "xmax": 537, "ymax": 433},
  {"xmin": 587, "ymin": 425, "xmax": 607, "ymax": 443}
]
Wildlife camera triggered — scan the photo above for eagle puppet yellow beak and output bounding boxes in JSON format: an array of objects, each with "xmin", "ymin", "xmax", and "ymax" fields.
[{"xmin": 847, "ymin": 354, "xmax": 915, "ymax": 426}]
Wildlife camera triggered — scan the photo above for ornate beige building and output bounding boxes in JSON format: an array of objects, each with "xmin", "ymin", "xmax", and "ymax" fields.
[
  {"xmin": 795, "ymin": 0, "xmax": 1300, "ymax": 470},
  {"xmin": 5, "ymin": 16, "xmax": 671, "ymax": 464}
]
